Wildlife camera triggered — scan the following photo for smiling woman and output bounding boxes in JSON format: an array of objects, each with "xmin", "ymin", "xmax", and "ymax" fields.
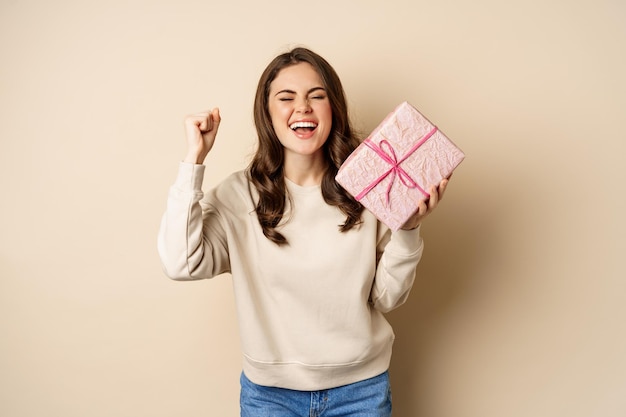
[
  {"xmin": 249, "ymin": 48, "xmax": 366, "ymax": 245},
  {"xmin": 157, "ymin": 46, "xmax": 450, "ymax": 417},
  {"xmin": 268, "ymin": 63, "xmax": 333, "ymax": 178}
]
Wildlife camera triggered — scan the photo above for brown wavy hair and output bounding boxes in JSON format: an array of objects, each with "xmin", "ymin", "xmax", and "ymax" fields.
[{"xmin": 247, "ymin": 47, "xmax": 363, "ymax": 245}]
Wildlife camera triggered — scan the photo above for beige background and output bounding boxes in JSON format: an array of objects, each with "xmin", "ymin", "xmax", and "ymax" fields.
[{"xmin": 1, "ymin": 0, "xmax": 625, "ymax": 416}]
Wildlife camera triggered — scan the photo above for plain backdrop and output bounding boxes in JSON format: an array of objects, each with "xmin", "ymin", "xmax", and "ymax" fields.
[{"xmin": 1, "ymin": 0, "xmax": 625, "ymax": 416}]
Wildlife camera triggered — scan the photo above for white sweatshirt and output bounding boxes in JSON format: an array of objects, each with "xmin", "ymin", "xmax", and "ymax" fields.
[{"xmin": 158, "ymin": 162, "xmax": 424, "ymax": 391}]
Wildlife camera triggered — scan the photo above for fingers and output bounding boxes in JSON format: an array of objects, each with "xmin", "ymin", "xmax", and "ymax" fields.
[
  {"xmin": 182, "ymin": 108, "xmax": 221, "ymax": 164},
  {"xmin": 427, "ymin": 185, "xmax": 439, "ymax": 210},
  {"xmin": 211, "ymin": 107, "xmax": 221, "ymax": 125},
  {"xmin": 198, "ymin": 117, "xmax": 210, "ymax": 132},
  {"xmin": 439, "ymin": 178, "xmax": 448, "ymax": 200},
  {"xmin": 186, "ymin": 109, "xmax": 220, "ymax": 133},
  {"xmin": 400, "ymin": 177, "xmax": 453, "ymax": 230},
  {"xmin": 418, "ymin": 199, "xmax": 428, "ymax": 216},
  {"xmin": 427, "ymin": 177, "xmax": 450, "ymax": 209},
  {"xmin": 209, "ymin": 108, "xmax": 221, "ymax": 137},
  {"xmin": 199, "ymin": 108, "xmax": 221, "ymax": 133}
]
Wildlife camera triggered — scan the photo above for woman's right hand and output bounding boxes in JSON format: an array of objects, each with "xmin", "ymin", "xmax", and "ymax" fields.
[{"xmin": 183, "ymin": 108, "xmax": 221, "ymax": 164}]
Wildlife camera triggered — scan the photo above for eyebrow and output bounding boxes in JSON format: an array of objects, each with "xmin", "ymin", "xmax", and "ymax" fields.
[{"xmin": 274, "ymin": 87, "xmax": 326, "ymax": 96}]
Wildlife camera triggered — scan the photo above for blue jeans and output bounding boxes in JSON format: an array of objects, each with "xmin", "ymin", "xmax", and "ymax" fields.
[{"xmin": 240, "ymin": 371, "xmax": 392, "ymax": 417}]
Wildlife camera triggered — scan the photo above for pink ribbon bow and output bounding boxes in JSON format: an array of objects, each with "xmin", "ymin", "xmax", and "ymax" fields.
[{"xmin": 355, "ymin": 126, "xmax": 439, "ymax": 204}]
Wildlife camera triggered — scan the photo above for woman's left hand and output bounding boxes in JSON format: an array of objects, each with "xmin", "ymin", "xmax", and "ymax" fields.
[{"xmin": 400, "ymin": 177, "xmax": 450, "ymax": 230}]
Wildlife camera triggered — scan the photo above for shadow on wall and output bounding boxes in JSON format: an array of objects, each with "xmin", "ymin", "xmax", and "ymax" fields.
[
  {"xmin": 349, "ymin": 80, "xmax": 514, "ymax": 414},
  {"xmin": 383, "ymin": 162, "xmax": 510, "ymax": 416},
  {"xmin": 386, "ymin": 173, "xmax": 488, "ymax": 415}
]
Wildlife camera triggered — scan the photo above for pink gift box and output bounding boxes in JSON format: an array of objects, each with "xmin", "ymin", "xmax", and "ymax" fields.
[{"xmin": 336, "ymin": 101, "xmax": 465, "ymax": 231}]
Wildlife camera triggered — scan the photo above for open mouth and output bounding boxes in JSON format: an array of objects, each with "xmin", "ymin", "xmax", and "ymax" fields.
[{"xmin": 289, "ymin": 121, "xmax": 318, "ymax": 134}]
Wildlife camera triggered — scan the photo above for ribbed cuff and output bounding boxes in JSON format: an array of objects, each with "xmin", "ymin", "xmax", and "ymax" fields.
[
  {"xmin": 389, "ymin": 224, "xmax": 422, "ymax": 254},
  {"xmin": 174, "ymin": 162, "xmax": 205, "ymax": 191}
]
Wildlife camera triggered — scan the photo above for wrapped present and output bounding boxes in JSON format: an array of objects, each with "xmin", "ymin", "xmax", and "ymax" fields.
[{"xmin": 336, "ymin": 101, "xmax": 465, "ymax": 231}]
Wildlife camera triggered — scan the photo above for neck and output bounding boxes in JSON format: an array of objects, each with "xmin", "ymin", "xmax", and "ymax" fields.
[{"xmin": 283, "ymin": 152, "xmax": 327, "ymax": 186}]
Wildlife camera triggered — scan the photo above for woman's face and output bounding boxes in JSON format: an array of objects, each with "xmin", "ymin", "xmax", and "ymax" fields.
[{"xmin": 267, "ymin": 62, "xmax": 333, "ymax": 161}]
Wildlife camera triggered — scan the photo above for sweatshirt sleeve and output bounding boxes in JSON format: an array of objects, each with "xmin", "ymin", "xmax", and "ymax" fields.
[
  {"xmin": 157, "ymin": 162, "xmax": 230, "ymax": 280},
  {"xmin": 370, "ymin": 225, "xmax": 423, "ymax": 313}
]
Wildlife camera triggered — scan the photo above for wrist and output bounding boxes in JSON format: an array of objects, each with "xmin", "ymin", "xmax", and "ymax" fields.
[
  {"xmin": 184, "ymin": 150, "xmax": 207, "ymax": 165},
  {"xmin": 401, "ymin": 222, "xmax": 421, "ymax": 231}
]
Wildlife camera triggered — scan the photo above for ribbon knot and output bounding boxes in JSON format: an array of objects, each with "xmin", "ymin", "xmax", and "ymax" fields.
[{"xmin": 354, "ymin": 126, "xmax": 438, "ymax": 205}]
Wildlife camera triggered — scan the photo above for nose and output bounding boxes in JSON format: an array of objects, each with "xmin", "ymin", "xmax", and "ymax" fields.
[{"xmin": 295, "ymin": 97, "xmax": 312, "ymax": 113}]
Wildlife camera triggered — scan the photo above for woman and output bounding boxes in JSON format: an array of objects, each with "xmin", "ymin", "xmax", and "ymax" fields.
[{"xmin": 158, "ymin": 47, "xmax": 448, "ymax": 416}]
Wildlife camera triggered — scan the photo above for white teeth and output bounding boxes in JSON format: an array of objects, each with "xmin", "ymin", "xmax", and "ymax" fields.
[{"xmin": 289, "ymin": 121, "xmax": 317, "ymax": 130}]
